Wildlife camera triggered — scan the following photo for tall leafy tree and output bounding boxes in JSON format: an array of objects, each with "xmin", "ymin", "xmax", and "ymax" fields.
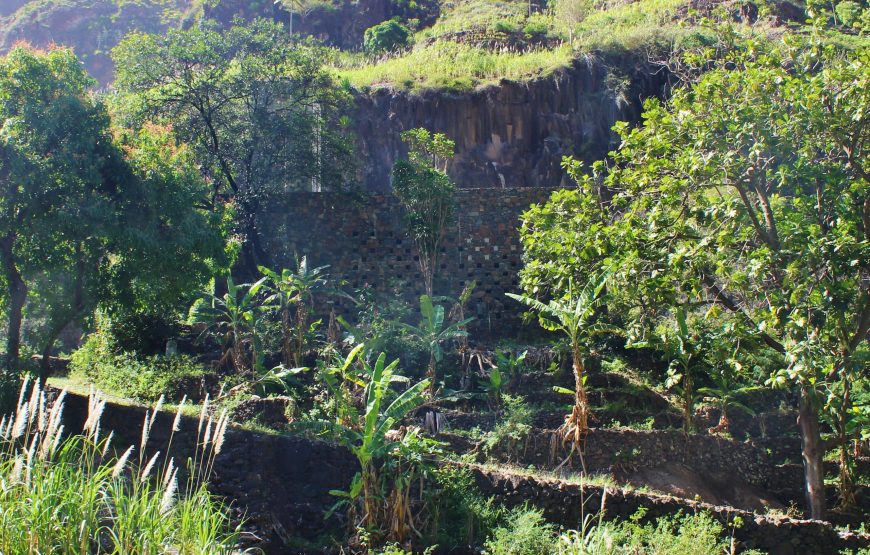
[
  {"xmin": 0, "ymin": 46, "xmax": 227, "ymax": 382},
  {"xmin": 516, "ymin": 39, "xmax": 869, "ymax": 518},
  {"xmin": 111, "ymin": 19, "xmax": 356, "ymax": 273}
]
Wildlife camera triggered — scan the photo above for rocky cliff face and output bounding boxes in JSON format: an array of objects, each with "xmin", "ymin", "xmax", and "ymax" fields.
[{"xmin": 352, "ymin": 55, "xmax": 671, "ymax": 190}]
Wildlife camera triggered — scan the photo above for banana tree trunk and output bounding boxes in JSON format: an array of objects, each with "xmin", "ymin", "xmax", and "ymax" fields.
[
  {"xmin": 562, "ymin": 346, "xmax": 589, "ymax": 447},
  {"xmin": 281, "ymin": 304, "xmax": 292, "ymax": 367}
]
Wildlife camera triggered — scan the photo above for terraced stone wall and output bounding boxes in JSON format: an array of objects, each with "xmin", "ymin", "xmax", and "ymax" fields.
[{"xmin": 258, "ymin": 187, "xmax": 559, "ymax": 338}]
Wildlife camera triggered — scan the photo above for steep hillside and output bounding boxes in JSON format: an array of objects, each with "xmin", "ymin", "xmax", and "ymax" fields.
[{"xmin": 0, "ymin": 0, "xmax": 200, "ymax": 84}]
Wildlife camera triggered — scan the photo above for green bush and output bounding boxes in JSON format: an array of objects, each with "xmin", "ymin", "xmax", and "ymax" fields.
[
  {"xmin": 493, "ymin": 19, "xmax": 518, "ymax": 34},
  {"xmin": 71, "ymin": 334, "xmax": 206, "ymax": 402},
  {"xmin": 523, "ymin": 19, "xmax": 550, "ymax": 37},
  {"xmin": 424, "ymin": 466, "xmax": 505, "ymax": 548},
  {"xmin": 483, "ymin": 394, "xmax": 533, "ymax": 455},
  {"xmin": 558, "ymin": 511, "xmax": 731, "ymax": 554},
  {"xmin": 484, "ymin": 507, "xmax": 556, "ymax": 555},
  {"xmin": 364, "ymin": 19, "xmax": 412, "ymax": 53},
  {"xmin": 835, "ymin": 0, "xmax": 866, "ymax": 27}
]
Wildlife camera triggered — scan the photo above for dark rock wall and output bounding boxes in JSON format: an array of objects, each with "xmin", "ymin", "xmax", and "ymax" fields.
[
  {"xmin": 352, "ymin": 57, "xmax": 670, "ymax": 191},
  {"xmin": 257, "ymin": 187, "xmax": 559, "ymax": 338}
]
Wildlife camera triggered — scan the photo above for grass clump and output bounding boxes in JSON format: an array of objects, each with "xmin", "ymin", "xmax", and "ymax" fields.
[{"xmin": 0, "ymin": 377, "xmax": 239, "ymax": 554}]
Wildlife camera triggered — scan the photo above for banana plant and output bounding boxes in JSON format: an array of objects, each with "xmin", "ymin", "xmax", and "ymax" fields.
[
  {"xmin": 402, "ymin": 294, "xmax": 473, "ymax": 397},
  {"xmin": 260, "ymin": 256, "xmax": 329, "ymax": 368},
  {"xmin": 190, "ymin": 277, "xmax": 270, "ymax": 376},
  {"xmin": 297, "ymin": 349, "xmax": 431, "ymax": 541},
  {"xmin": 507, "ymin": 272, "xmax": 614, "ymax": 450},
  {"xmin": 698, "ymin": 360, "xmax": 761, "ymax": 435}
]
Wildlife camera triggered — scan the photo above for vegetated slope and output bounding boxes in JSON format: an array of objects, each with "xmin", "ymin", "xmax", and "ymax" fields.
[
  {"xmin": 0, "ymin": 0, "xmax": 439, "ymax": 85},
  {"xmin": 0, "ymin": 0, "xmax": 201, "ymax": 85}
]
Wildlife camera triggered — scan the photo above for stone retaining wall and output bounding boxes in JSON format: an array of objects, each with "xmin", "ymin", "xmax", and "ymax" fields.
[{"xmin": 257, "ymin": 188, "xmax": 559, "ymax": 338}]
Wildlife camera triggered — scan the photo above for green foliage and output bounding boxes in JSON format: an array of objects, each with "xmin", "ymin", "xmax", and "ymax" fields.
[
  {"xmin": 401, "ymin": 295, "xmax": 472, "ymax": 396},
  {"xmin": 483, "ymin": 507, "xmax": 556, "ymax": 555},
  {"xmin": 364, "ymin": 19, "xmax": 412, "ymax": 53},
  {"xmin": 260, "ymin": 257, "xmax": 330, "ymax": 368},
  {"xmin": 393, "ymin": 129, "xmax": 457, "ymax": 296},
  {"xmin": 424, "ymin": 465, "xmax": 505, "ymax": 548},
  {"xmin": 0, "ymin": 379, "xmax": 239, "ymax": 553},
  {"xmin": 334, "ymin": 41, "xmax": 575, "ymax": 93},
  {"xmin": 507, "ymin": 273, "xmax": 614, "ymax": 442},
  {"xmin": 298, "ymin": 347, "xmax": 435, "ymax": 545},
  {"xmin": 0, "ymin": 46, "xmax": 225, "ymax": 375},
  {"xmin": 189, "ymin": 277, "xmax": 272, "ymax": 376},
  {"xmin": 516, "ymin": 35, "xmax": 870, "ymax": 516},
  {"xmin": 338, "ymin": 283, "xmax": 430, "ymax": 374},
  {"xmin": 557, "ymin": 511, "xmax": 730, "ymax": 554},
  {"xmin": 70, "ymin": 332, "xmax": 206, "ymax": 402},
  {"xmin": 112, "ymin": 18, "xmax": 355, "ymax": 269},
  {"xmin": 483, "ymin": 393, "xmax": 533, "ymax": 455}
]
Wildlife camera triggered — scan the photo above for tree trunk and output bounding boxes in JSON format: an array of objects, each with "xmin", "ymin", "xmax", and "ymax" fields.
[
  {"xmin": 798, "ymin": 386, "xmax": 826, "ymax": 520},
  {"xmin": 281, "ymin": 305, "xmax": 292, "ymax": 367},
  {"xmin": 0, "ymin": 235, "xmax": 26, "ymax": 374},
  {"xmin": 426, "ymin": 352, "xmax": 437, "ymax": 397}
]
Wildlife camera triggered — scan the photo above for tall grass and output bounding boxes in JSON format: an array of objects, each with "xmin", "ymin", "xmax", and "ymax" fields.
[
  {"xmin": 0, "ymin": 377, "xmax": 240, "ymax": 554},
  {"xmin": 335, "ymin": 41, "xmax": 574, "ymax": 92}
]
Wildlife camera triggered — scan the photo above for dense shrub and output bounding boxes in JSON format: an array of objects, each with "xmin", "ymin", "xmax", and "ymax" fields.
[
  {"xmin": 484, "ymin": 507, "xmax": 556, "ymax": 555},
  {"xmin": 364, "ymin": 19, "xmax": 412, "ymax": 53},
  {"xmin": 71, "ymin": 333, "xmax": 206, "ymax": 402},
  {"xmin": 557, "ymin": 511, "xmax": 738, "ymax": 554}
]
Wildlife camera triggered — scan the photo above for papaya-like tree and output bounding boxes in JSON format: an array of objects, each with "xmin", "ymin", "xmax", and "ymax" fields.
[{"xmin": 516, "ymin": 39, "xmax": 869, "ymax": 519}]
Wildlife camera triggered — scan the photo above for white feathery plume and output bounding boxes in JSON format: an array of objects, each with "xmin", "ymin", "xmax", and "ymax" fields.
[
  {"xmin": 112, "ymin": 446, "xmax": 135, "ymax": 479},
  {"xmin": 213, "ymin": 410, "xmax": 229, "ymax": 456},
  {"xmin": 25, "ymin": 433, "xmax": 38, "ymax": 485},
  {"xmin": 27, "ymin": 380, "xmax": 40, "ymax": 421},
  {"xmin": 48, "ymin": 425, "xmax": 64, "ymax": 459},
  {"xmin": 197, "ymin": 395, "xmax": 210, "ymax": 436},
  {"xmin": 47, "ymin": 390, "xmax": 67, "ymax": 436},
  {"xmin": 140, "ymin": 411, "xmax": 151, "ymax": 452},
  {"xmin": 202, "ymin": 416, "xmax": 213, "ymax": 448},
  {"xmin": 160, "ymin": 468, "xmax": 179, "ymax": 513},
  {"xmin": 17, "ymin": 375, "xmax": 30, "ymax": 409},
  {"xmin": 37, "ymin": 391, "xmax": 47, "ymax": 433},
  {"xmin": 140, "ymin": 451, "xmax": 161, "ymax": 482},
  {"xmin": 10, "ymin": 455, "xmax": 23, "ymax": 483},
  {"xmin": 172, "ymin": 396, "xmax": 187, "ymax": 432},
  {"xmin": 153, "ymin": 395, "xmax": 165, "ymax": 418},
  {"xmin": 102, "ymin": 431, "xmax": 115, "ymax": 458},
  {"xmin": 0, "ymin": 416, "xmax": 8, "ymax": 440},
  {"xmin": 162, "ymin": 459, "xmax": 175, "ymax": 489},
  {"xmin": 12, "ymin": 402, "xmax": 28, "ymax": 440}
]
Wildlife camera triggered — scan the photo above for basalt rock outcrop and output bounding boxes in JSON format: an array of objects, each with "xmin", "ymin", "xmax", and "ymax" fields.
[{"xmin": 352, "ymin": 55, "xmax": 671, "ymax": 190}]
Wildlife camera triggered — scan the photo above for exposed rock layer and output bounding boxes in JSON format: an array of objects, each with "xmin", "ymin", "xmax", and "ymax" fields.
[{"xmin": 352, "ymin": 56, "xmax": 671, "ymax": 190}]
